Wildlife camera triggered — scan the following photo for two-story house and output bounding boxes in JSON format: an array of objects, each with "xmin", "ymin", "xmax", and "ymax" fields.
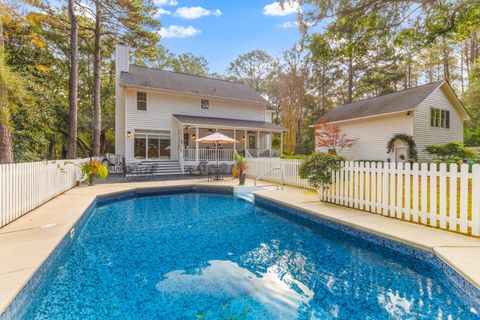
[{"xmin": 115, "ymin": 44, "xmax": 285, "ymax": 173}]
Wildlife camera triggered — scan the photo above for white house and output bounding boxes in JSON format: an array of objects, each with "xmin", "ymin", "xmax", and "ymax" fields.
[
  {"xmin": 314, "ymin": 81, "xmax": 470, "ymax": 162},
  {"xmin": 115, "ymin": 44, "xmax": 285, "ymax": 173}
]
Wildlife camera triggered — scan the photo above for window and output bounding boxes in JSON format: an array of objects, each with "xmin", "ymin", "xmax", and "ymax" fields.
[
  {"xmin": 134, "ymin": 134, "xmax": 146, "ymax": 159},
  {"xmin": 137, "ymin": 92, "xmax": 147, "ymax": 111},
  {"xmin": 430, "ymin": 108, "xmax": 450, "ymax": 128},
  {"xmin": 201, "ymin": 99, "xmax": 209, "ymax": 109}
]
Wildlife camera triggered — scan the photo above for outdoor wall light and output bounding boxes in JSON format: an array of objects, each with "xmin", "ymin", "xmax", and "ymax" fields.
[
  {"xmin": 192, "ymin": 134, "xmax": 196, "ymax": 140},
  {"xmin": 127, "ymin": 131, "xmax": 132, "ymax": 138}
]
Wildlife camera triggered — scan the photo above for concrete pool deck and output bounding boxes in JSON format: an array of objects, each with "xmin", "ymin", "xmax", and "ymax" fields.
[{"xmin": 1, "ymin": 178, "xmax": 480, "ymax": 314}]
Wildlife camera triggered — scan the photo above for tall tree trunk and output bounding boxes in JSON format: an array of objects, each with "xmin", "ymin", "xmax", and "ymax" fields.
[
  {"xmin": 471, "ymin": 33, "xmax": 478, "ymax": 66},
  {"xmin": 442, "ymin": 39, "xmax": 450, "ymax": 81},
  {"xmin": 460, "ymin": 48, "xmax": 465, "ymax": 95},
  {"xmin": 66, "ymin": 0, "xmax": 78, "ymax": 159},
  {"xmin": 347, "ymin": 55, "xmax": 353, "ymax": 103},
  {"xmin": 0, "ymin": 18, "xmax": 14, "ymax": 164},
  {"xmin": 92, "ymin": 3, "xmax": 102, "ymax": 156}
]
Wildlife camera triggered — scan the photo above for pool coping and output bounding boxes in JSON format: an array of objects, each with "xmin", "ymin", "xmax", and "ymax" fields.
[{"xmin": 1, "ymin": 181, "xmax": 479, "ymax": 317}]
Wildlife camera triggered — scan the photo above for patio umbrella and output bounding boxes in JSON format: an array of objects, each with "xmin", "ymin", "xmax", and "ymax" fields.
[{"xmin": 196, "ymin": 132, "xmax": 239, "ymax": 179}]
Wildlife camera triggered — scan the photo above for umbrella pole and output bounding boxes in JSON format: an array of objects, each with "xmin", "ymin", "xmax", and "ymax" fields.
[{"xmin": 216, "ymin": 142, "xmax": 219, "ymax": 180}]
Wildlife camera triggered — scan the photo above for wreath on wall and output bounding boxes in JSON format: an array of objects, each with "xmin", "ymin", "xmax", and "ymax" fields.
[{"xmin": 386, "ymin": 133, "xmax": 418, "ymax": 161}]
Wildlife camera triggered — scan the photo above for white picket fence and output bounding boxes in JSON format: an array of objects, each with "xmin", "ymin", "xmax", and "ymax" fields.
[
  {"xmin": 0, "ymin": 159, "xmax": 89, "ymax": 228},
  {"xmin": 246, "ymin": 158, "xmax": 480, "ymax": 236},
  {"xmin": 245, "ymin": 158, "xmax": 312, "ymax": 189},
  {"xmin": 321, "ymin": 161, "xmax": 480, "ymax": 236}
]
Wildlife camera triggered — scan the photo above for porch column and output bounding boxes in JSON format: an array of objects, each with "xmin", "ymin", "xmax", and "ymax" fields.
[
  {"xmin": 195, "ymin": 127, "xmax": 199, "ymax": 163},
  {"xmin": 257, "ymin": 131, "xmax": 260, "ymax": 157},
  {"xmin": 233, "ymin": 130, "xmax": 237, "ymax": 151},
  {"xmin": 280, "ymin": 132, "xmax": 284, "ymax": 155},
  {"xmin": 269, "ymin": 132, "xmax": 272, "ymax": 157},
  {"xmin": 180, "ymin": 126, "xmax": 184, "ymax": 150},
  {"xmin": 244, "ymin": 129, "xmax": 248, "ymax": 155}
]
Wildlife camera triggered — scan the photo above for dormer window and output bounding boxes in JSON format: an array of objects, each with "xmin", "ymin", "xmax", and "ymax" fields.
[
  {"xmin": 201, "ymin": 99, "xmax": 209, "ymax": 109},
  {"xmin": 137, "ymin": 92, "xmax": 147, "ymax": 111}
]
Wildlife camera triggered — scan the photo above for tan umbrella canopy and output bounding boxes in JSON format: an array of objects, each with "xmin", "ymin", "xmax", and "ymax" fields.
[
  {"xmin": 196, "ymin": 132, "xmax": 239, "ymax": 144},
  {"xmin": 196, "ymin": 132, "xmax": 239, "ymax": 179}
]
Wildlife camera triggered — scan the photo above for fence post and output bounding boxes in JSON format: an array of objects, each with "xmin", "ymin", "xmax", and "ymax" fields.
[
  {"xmin": 412, "ymin": 163, "xmax": 419, "ymax": 223},
  {"xmin": 396, "ymin": 162, "xmax": 404, "ymax": 219},
  {"xmin": 459, "ymin": 164, "xmax": 469, "ymax": 233},
  {"xmin": 472, "ymin": 164, "xmax": 480, "ymax": 236},
  {"xmin": 439, "ymin": 163, "xmax": 447, "ymax": 229},
  {"xmin": 429, "ymin": 163, "xmax": 438, "ymax": 227},
  {"xmin": 449, "ymin": 163, "xmax": 458, "ymax": 232},
  {"xmin": 365, "ymin": 162, "xmax": 371, "ymax": 212},
  {"xmin": 389, "ymin": 162, "xmax": 396, "ymax": 217},
  {"xmin": 404, "ymin": 162, "xmax": 411, "ymax": 221}
]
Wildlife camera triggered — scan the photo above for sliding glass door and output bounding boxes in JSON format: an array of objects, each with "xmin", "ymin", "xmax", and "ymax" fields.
[{"xmin": 134, "ymin": 130, "xmax": 171, "ymax": 160}]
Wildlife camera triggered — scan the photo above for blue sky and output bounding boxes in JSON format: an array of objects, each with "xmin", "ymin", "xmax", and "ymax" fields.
[{"xmin": 154, "ymin": 0, "xmax": 302, "ymax": 74}]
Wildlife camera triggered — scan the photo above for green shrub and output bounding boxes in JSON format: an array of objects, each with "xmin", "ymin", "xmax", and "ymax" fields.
[
  {"xmin": 280, "ymin": 154, "xmax": 305, "ymax": 160},
  {"xmin": 298, "ymin": 152, "xmax": 344, "ymax": 189},
  {"xmin": 425, "ymin": 142, "xmax": 476, "ymax": 162}
]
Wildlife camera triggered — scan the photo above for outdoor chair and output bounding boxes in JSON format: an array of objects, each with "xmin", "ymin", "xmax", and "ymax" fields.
[
  {"xmin": 207, "ymin": 164, "xmax": 218, "ymax": 181},
  {"xmin": 186, "ymin": 161, "xmax": 208, "ymax": 175},
  {"xmin": 218, "ymin": 163, "xmax": 231, "ymax": 179}
]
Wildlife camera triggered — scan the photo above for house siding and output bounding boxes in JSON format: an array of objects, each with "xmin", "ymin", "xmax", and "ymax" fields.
[
  {"xmin": 123, "ymin": 88, "xmax": 267, "ymax": 161},
  {"xmin": 316, "ymin": 113, "xmax": 414, "ymax": 161},
  {"xmin": 413, "ymin": 86, "xmax": 465, "ymax": 161}
]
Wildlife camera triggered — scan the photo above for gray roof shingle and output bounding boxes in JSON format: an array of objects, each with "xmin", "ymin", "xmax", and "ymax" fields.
[
  {"xmin": 173, "ymin": 114, "xmax": 285, "ymax": 131},
  {"xmin": 120, "ymin": 65, "xmax": 268, "ymax": 104},
  {"xmin": 318, "ymin": 81, "xmax": 444, "ymax": 123}
]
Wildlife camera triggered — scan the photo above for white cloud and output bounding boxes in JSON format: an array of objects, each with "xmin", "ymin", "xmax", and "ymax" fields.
[
  {"xmin": 278, "ymin": 21, "xmax": 298, "ymax": 29},
  {"xmin": 155, "ymin": 7, "xmax": 172, "ymax": 16},
  {"xmin": 154, "ymin": 0, "xmax": 178, "ymax": 6},
  {"xmin": 174, "ymin": 6, "xmax": 222, "ymax": 19},
  {"xmin": 263, "ymin": 1, "xmax": 299, "ymax": 16},
  {"xmin": 159, "ymin": 25, "xmax": 201, "ymax": 38}
]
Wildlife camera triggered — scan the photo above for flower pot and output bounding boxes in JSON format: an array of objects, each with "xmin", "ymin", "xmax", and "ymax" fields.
[
  {"xmin": 88, "ymin": 174, "xmax": 95, "ymax": 186},
  {"xmin": 239, "ymin": 173, "xmax": 246, "ymax": 185}
]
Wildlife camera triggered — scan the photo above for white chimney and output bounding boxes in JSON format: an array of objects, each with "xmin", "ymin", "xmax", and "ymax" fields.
[
  {"xmin": 115, "ymin": 43, "xmax": 129, "ymax": 75},
  {"xmin": 115, "ymin": 43, "xmax": 129, "ymax": 157}
]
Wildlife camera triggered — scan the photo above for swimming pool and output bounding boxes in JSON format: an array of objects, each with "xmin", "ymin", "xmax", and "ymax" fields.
[{"xmin": 13, "ymin": 190, "xmax": 480, "ymax": 319}]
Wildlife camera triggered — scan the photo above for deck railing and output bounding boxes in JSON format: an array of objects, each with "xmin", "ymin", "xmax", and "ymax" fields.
[
  {"xmin": 245, "ymin": 158, "xmax": 311, "ymax": 189},
  {"xmin": 183, "ymin": 149, "xmax": 236, "ymax": 161},
  {"xmin": 0, "ymin": 159, "xmax": 89, "ymax": 228},
  {"xmin": 184, "ymin": 149, "xmax": 279, "ymax": 161}
]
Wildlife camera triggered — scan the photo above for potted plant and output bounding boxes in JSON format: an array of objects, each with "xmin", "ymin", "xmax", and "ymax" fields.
[
  {"xmin": 298, "ymin": 152, "xmax": 344, "ymax": 199},
  {"xmin": 233, "ymin": 151, "xmax": 247, "ymax": 185},
  {"xmin": 80, "ymin": 159, "xmax": 109, "ymax": 186}
]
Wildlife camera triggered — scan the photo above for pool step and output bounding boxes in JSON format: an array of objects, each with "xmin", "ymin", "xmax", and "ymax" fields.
[{"xmin": 233, "ymin": 186, "xmax": 278, "ymax": 203}]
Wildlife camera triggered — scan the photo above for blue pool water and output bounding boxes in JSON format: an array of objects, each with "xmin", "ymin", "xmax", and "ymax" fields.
[{"xmin": 24, "ymin": 193, "xmax": 478, "ymax": 319}]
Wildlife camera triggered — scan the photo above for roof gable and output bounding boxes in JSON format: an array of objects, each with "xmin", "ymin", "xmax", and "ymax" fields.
[
  {"xmin": 120, "ymin": 65, "xmax": 268, "ymax": 105},
  {"xmin": 318, "ymin": 81, "xmax": 444, "ymax": 124}
]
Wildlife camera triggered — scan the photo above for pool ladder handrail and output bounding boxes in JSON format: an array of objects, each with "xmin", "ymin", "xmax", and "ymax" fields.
[{"xmin": 254, "ymin": 167, "xmax": 284, "ymax": 190}]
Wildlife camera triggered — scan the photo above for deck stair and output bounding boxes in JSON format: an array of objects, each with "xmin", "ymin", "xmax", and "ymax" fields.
[{"xmin": 127, "ymin": 161, "xmax": 183, "ymax": 177}]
